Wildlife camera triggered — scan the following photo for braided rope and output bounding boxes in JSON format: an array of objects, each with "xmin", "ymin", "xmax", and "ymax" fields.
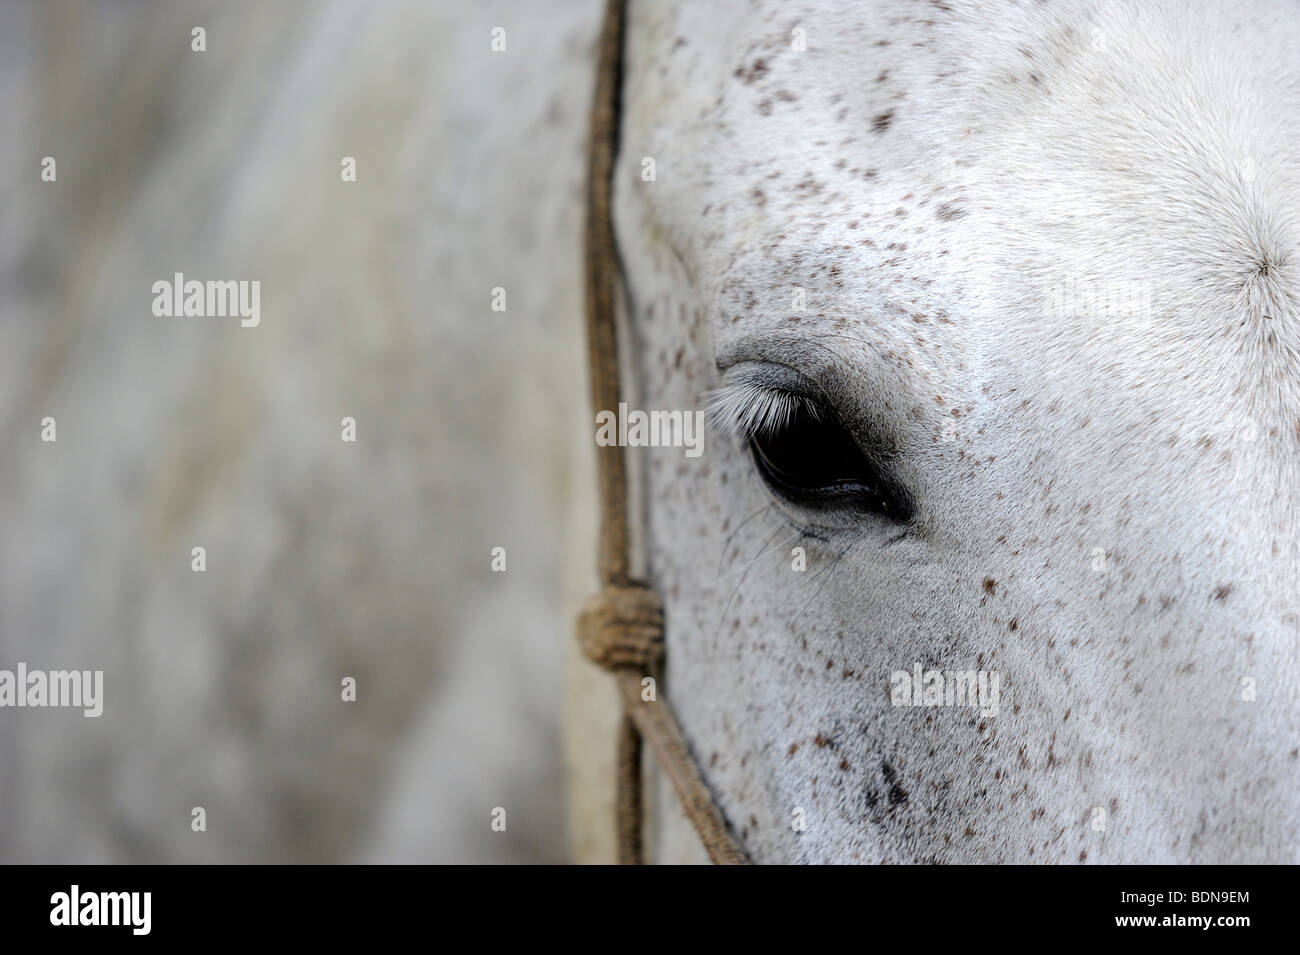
[{"xmin": 581, "ymin": 0, "xmax": 750, "ymax": 866}]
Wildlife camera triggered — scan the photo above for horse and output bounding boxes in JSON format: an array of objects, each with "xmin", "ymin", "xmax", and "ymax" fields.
[
  {"xmin": 575, "ymin": 0, "xmax": 1300, "ymax": 862},
  {"xmin": 2, "ymin": 0, "xmax": 1295, "ymax": 866}
]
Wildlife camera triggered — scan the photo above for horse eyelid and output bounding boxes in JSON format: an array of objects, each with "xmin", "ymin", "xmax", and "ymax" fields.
[{"xmin": 705, "ymin": 379, "xmax": 823, "ymax": 440}]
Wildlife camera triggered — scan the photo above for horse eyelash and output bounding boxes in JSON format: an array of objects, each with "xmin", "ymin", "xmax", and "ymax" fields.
[{"xmin": 704, "ymin": 373, "xmax": 822, "ymax": 440}]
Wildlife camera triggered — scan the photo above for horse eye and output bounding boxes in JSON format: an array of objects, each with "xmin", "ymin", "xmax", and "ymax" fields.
[{"xmin": 749, "ymin": 399, "xmax": 912, "ymax": 521}]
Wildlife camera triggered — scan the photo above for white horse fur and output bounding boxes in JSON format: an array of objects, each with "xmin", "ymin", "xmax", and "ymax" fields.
[{"xmin": 608, "ymin": 0, "xmax": 1300, "ymax": 862}]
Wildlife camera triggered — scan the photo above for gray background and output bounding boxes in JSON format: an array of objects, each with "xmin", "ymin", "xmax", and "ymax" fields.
[{"xmin": 0, "ymin": 0, "xmax": 600, "ymax": 863}]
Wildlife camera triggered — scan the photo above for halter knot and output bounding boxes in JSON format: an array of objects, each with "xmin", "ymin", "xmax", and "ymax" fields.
[{"xmin": 578, "ymin": 583, "xmax": 664, "ymax": 671}]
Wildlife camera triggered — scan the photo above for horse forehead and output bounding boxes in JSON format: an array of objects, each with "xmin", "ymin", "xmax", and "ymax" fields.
[{"xmin": 633, "ymin": 0, "xmax": 1300, "ymax": 356}]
